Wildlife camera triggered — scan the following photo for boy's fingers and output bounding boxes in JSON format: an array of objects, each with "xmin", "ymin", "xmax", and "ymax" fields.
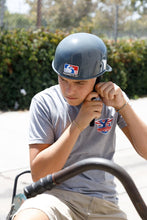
[{"xmin": 96, "ymin": 82, "xmax": 117, "ymax": 99}]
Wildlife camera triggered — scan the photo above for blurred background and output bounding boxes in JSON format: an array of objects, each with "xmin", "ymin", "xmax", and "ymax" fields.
[
  {"xmin": 1, "ymin": 0, "xmax": 147, "ymax": 39},
  {"xmin": 0, "ymin": 0, "xmax": 147, "ymax": 111}
]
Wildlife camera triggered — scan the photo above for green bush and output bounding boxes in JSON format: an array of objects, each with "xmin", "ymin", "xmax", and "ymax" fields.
[
  {"xmin": 0, "ymin": 29, "xmax": 66, "ymax": 110},
  {"xmin": 121, "ymin": 40, "xmax": 147, "ymax": 97},
  {"xmin": 0, "ymin": 29, "xmax": 146, "ymax": 110},
  {"xmin": 103, "ymin": 39, "xmax": 147, "ymax": 98}
]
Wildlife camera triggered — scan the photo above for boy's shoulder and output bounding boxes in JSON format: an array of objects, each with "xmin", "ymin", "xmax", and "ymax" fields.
[{"xmin": 33, "ymin": 85, "xmax": 60, "ymax": 100}]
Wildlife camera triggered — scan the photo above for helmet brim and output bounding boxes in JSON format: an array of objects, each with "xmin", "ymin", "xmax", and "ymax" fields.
[{"xmin": 52, "ymin": 60, "xmax": 112, "ymax": 80}]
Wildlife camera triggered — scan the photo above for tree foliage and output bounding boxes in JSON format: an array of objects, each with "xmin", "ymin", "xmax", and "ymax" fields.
[
  {"xmin": 3, "ymin": 11, "xmax": 34, "ymax": 29},
  {"xmin": 131, "ymin": 0, "xmax": 147, "ymax": 15},
  {"xmin": 2, "ymin": 0, "xmax": 147, "ymax": 38},
  {"xmin": 93, "ymin": 0, "xmax": 146, "ymax": 39},
  {"xmin": 26, "ymin": 0, "xmax": 97, "ymax": 31},
  {"xmin": 24, "ymin": 0, "xmax": 147, "ymax": 38}
]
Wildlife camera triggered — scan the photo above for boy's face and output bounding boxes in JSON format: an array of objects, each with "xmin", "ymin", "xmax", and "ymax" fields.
[{"xmin": 58, "ymin": 76, "xmax": 96, "ymax": 106}]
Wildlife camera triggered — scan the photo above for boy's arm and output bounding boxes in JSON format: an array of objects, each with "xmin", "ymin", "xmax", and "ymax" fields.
[
  {"xmin": 29, "ymin": 122, "xmax": 81, "ymax": 182},
  {"xmin": 29, "ymin": 92, "xmax": 103, "ymax": 182},
  {"xmin": 96, "ymin": 81, "xmax": 147, "ymax": 159},
  {"xmin": 118, "ymin": 102, "xmax": 147, "ymax": 159}
]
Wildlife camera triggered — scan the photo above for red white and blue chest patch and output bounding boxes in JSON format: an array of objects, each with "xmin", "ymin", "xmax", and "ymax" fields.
[{"xmin": 95, "ymin": 118, "xmax": 113, "ymax": 134}]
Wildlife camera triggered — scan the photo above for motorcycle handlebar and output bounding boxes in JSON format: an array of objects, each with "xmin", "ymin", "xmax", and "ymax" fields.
[{"xmin": 24, "ymin": 158, "xmax": 147, "ymax": 220}]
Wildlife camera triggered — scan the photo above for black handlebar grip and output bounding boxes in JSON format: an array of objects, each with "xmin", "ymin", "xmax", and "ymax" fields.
[{"xmin": 24, "ymin": 174, "xmax": 56, "ymax": 198}]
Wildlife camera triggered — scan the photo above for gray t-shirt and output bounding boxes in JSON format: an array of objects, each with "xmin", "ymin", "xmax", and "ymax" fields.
[{"xmin": 29, "ymin": 85, "xmax": 127, "ymax": 204}]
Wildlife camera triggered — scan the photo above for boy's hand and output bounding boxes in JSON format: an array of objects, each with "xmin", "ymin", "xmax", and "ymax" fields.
[
  {"xmin": 75, "ymin": 92, "xmax": 103, "ymax": 130},
  {"xmin": 95, "ymin": 82, "xmax": 126, "ymax": 109}
]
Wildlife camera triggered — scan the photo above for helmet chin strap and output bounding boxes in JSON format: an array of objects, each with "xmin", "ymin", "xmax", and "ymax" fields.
[{"xmin": 90, "ymin": 77, "xmax": 101, "ymax": 127}]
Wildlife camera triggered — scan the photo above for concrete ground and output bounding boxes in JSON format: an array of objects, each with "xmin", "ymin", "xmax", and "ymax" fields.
[{"xmin": 0, "ymin": 97, "xmax": 147, "ymax": 220}]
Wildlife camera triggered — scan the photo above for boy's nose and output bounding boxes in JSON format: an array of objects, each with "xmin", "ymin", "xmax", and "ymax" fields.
[{"xmin": 66, "ymin": 83, "xmax": 75, "ymax": 95}]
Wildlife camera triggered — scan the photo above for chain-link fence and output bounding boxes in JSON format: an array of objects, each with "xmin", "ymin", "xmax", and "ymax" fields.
[{"xmin": 0, "ymin": 0, "xmax": 147, "ymax": 39}]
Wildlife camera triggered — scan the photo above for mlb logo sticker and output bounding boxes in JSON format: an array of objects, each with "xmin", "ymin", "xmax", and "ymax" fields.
[
  {"xmin": 95, "ymin": 118, "xmax": 113, "ymax": 134},
  {"xmin": 64, "ymin": 64, "xmax": 79, "ymax": 77}
]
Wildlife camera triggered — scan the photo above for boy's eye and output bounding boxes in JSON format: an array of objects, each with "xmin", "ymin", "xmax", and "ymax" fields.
[
  {"xmin": 60, "ymin": 76, "xmax": 86, "ymax": 86},
  {"xmin": 76, "ymin": 81, "xmax": 86, "ymax": 85}
]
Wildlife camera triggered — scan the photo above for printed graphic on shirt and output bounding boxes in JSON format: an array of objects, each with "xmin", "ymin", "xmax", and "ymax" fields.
[
  {"xmin": 64, "ymin": 64, "xmax": 79, "ymax": 77},
  {"xmin": 95, "ymin": 118, "xmax": 113, "ymax": 134}
]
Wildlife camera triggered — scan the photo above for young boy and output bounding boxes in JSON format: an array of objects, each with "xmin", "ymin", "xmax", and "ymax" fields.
[{"xmin": 13, "ymin": 33, "xmax": 147, "ymax": 220}]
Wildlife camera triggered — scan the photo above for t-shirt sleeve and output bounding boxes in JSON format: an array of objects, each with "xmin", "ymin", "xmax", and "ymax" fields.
[{"xmin": 28, "ymin": 97, "xmax": 54, "ymax": 145}]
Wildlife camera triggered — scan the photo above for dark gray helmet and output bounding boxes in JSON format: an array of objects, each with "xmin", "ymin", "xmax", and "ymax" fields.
[{"xmin": 52, "ymin": 33, "xmax": 112, "ymax": 80}]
